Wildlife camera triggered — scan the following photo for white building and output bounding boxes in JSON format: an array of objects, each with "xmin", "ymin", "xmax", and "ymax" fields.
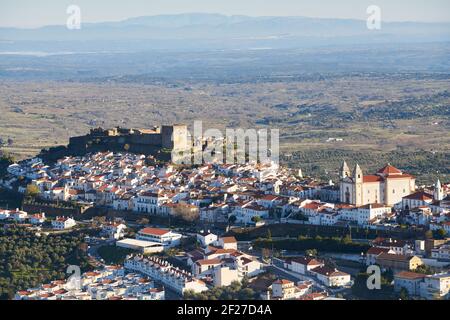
[
  {"xmin": 420, "ymin": 273, "xmax": 450, "ymax": 300},
  {"xmin": 218, "ymin": 237, "xmax": 238, "ymax": 250},
  {"xmin": 196, "ymin": 231, "xmax": 218, "ymax": 247},
  {"xmin": 271, "ymin": 279, "xmax": 313, "ymax": 300},
  {"xmin": 101, "ymin": 222, "xmax": 126, "ymax": 240},
  {"xmin": 285, "ymin": 256, "xmax": 324, "ymax": 275},
  {"xmin": 51, "ymin": 216, "xmax": 76, "ymax": 230},
  {"xmin": 10, "ymin": 209, "xmax": 28, "ymax": 222},
  {"xmin": 213, "ymin": 266, "xmax": 240, "ymax": 287},
  {"xmin": 136, "ymin": 227, "xmax": 182, "ymax": 248},
  {"xmin": 133, "ymin": 192, "xmax": 168, "ymax": 215},
  {"xmin": 431, "ymin": 245, "xmax": 450, "ymax": 262},
  {"xmin": 309, "ymin": 266, "xmax": 351, "ymax": 288},
  {"xmin": 394, "ymin": 271, "xmax": 426, "ymax": 297},
  {"xmin": 29, "ymin": 213, "xmax": 46, "ymax": 225},
  {"xmin": 124, "ymin": 255, "xmax": 208, "ymax": 295}
]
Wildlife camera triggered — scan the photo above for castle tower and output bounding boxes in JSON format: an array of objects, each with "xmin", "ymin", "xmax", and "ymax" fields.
[
  {"xmin": 340, "ymin": 161, "xmax": 351, "ymax": 179},
  {"xmin": 161, "ymin": 124, "xmax": 188, "ymax": 151},
  {"xmin": 352, "ymin": 163, "xmax": 363, "ymax": 206},
  {"xmin": 434, "ymin": 178, "xmax": 444, "ymax": 201}
]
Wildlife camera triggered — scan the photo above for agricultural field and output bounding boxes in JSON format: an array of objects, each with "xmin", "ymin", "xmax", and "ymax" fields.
[{"xmin": 0, "ymin": 72, "xmax": 449, "ymax": 183}]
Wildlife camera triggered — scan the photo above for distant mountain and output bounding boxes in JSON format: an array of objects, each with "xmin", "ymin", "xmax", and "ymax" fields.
[{"xmin": 0, "ymin": 13, "xmax": 449, "ymax": 51}]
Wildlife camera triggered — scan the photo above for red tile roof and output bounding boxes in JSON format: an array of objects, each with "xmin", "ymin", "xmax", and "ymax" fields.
[
  {"xmin": 394, "ymin": 271, "xmax": 426, "ymax": 280},
  {"xmin": 363, "ymin": 175, "xmax": 383, "ymax": 183},
  {"xmin": 403, "ymin": 191, "xmax": 433, "ymax": 201},
  {"xmin": 220, "ymin": 236, "xmax": 237, "ymax": 244},
  {"xmin": 377, "ymin": 164, "xmax": 402, "ymax": 175},
  {"xmin": 139, "ymin": 227, "xmax": 170, "ymax": 236}
]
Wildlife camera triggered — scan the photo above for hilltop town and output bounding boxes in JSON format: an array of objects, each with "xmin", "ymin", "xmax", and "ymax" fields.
[{"xmin": 0, "ymin": 133, "xmax": 449, "ymax": 300}]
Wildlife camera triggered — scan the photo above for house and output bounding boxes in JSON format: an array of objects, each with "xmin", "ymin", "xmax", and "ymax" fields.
[
  {"xmin": 136, "ymin": 227, "xmax": 182, "ymax": 248},
  {"xmin": 218, "ymin": 237, "xmax": 238, "ymax": 250},
  {"xmin": 51, "ymin": 216, "xmax": 76, "ymax": 230},
  {"xmin": 375, "ymin": 253, "xmax": 423, "ymax": 271},
  {"xmin": 0, "ymin": 210, "xmax": 11, "ymax": 220},
  {"xmin": 285, "ymin": 256, "xmax": 324, "ymax": 275},
  {"xmin": 271, "ymin": 279, "xmax": 312, "ymax": 300},
  {"xmin": 213, "ymin": 266, "xmax": 240, "ymax": 287},
  {"xmin": 372, "ymin": 237, "xmax": 412, "ymax": 255},
  {"xmin": 193, "ymin": 259, "xmax": 222, "ymax": 276},
  {"xmin": 196, "ymin": 230, "xmax": 218, "ymax": 247},
  {"xmin": 125, "ymin": 255, "xmax": 208, "ymax": 295},
  {"xmin": 101, "ymin": 222, "xmax": 126, "ymax": 240},
  {"xmin": 10, "ymin": 209, "xmax": 28, "ymax": 222},
  {"xmin": 233, "ymin": 202, "xmax": 270, "ymax": 224},
  {"xmin": 309, "ymin": 266, "xmax": 351, "ymax": 287},
  {"xmin": 394, "ymin": 271, "xmax": 426, "ymax": 297},
  {"xmin": 233, "ymin": 253, "xmax": 263, "ymax": 278},
  {"xmin": 29, "ymin": 213, "xmax": 46, "ymax": 225},
  {"xmin": 133, "ymin": 192, "xmax": 168, "ymax": 215},
  {"xmin": 431, "ymin": 244, "xmax": 450, "ymax": 261},
  {"xmin": 402, "ymin": 191, "xmax": 434, "ymax": 211},
  {"xmin": 419, "ymin": 273, "xmax": 450, "ymax": 300},
  {"xmin": 408, "ymin": 206, "xmax": 434, "ymax": 225},
  {"xmin": 356, "ymin": 203, "xmax": 392, "ymax": 225},
  {"xmin": 365, "ymin": 247, "xmax": 396, "ymax": 266}
]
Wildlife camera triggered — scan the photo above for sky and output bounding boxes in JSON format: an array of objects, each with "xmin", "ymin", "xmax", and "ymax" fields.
[{"xmin": 1, "ymin": 0, "xmax": 450, "ymax": 28}]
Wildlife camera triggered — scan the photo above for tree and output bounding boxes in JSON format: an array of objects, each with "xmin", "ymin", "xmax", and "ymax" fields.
[
  {"xmin": 437, "ymin": 229, "xmax": 447, "ymax": 239},
  {"xmin": 25, "ymin": 184, "xmax": 40, "ymax": 199},
  {"xmin": 251, "ymin": 216, "xmax": 262, "ymax": 223},
  {"xmin": 305, "ymin": 249, "xmax": 318, "ymax": 257},
  {"xmin": 342, "ymin": 234, "xmax": 352, "ymax": 244},
  {"xmin": 399, "ymin": 287, "xmax": 410, "ymax": 300}
]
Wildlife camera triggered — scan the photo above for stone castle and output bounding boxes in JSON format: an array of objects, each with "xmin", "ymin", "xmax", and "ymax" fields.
[{"xmin": 40, "ymin": 124, "xmax": 193, "ymax": 163}]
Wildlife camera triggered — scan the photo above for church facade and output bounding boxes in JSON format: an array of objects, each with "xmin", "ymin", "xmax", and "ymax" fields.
[{"xmin": 339, "ymin": 162, "xmax": 416, "ymax": 207}]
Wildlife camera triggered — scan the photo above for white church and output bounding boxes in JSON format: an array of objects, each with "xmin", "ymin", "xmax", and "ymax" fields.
[{"xmin": 339, "ymin": 162, "xmax": 416, "ymax": 207}]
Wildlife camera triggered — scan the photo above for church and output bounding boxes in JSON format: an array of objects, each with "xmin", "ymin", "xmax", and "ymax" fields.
[{"xmin": 339, "ymin": 161, "xmax": 416, "ymax": 207}]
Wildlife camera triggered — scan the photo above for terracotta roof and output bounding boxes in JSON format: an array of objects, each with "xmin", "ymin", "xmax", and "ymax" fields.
[
  {"xmin": 376, "ymin": 253, "xmax": 417, "ymax": 262},
  {"xmin": 220, "ymin": 236, "xmax": 237, "ymax": 244},
  {"xmin": 139, "ymin": 227, "xmax": 170, "ymax": 236},
  {"xmin": 403, "ymin": 191, "xmax": 433, "ymax": 201},
  {"xmin": 290, "ymin": 256, "xmax": 323, "ymax": 266},
  {"xmin": 394, "ymin": 271, "xmax": 426, "ymax": 280},
  {"xmin": 273, "ymin": 279, "xmax": 293, "ymax": 285},
  {"xmin": 377, "ymin": 164, "xmax": 402, "ymax": 175},
  {"xmin": 363, "ymin": 175, "xmax": 383, "ymax": 183},
  {"xmin": 196, "ymin": 258, "xmax": 221, "ymax": 266},
  {"xmin": 367, "ymin": 247, "xmax": 392, "ymax": 255},
  {"xmin": 310, "ymin": 266, "xmax": 349, "ymax": 277}
]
